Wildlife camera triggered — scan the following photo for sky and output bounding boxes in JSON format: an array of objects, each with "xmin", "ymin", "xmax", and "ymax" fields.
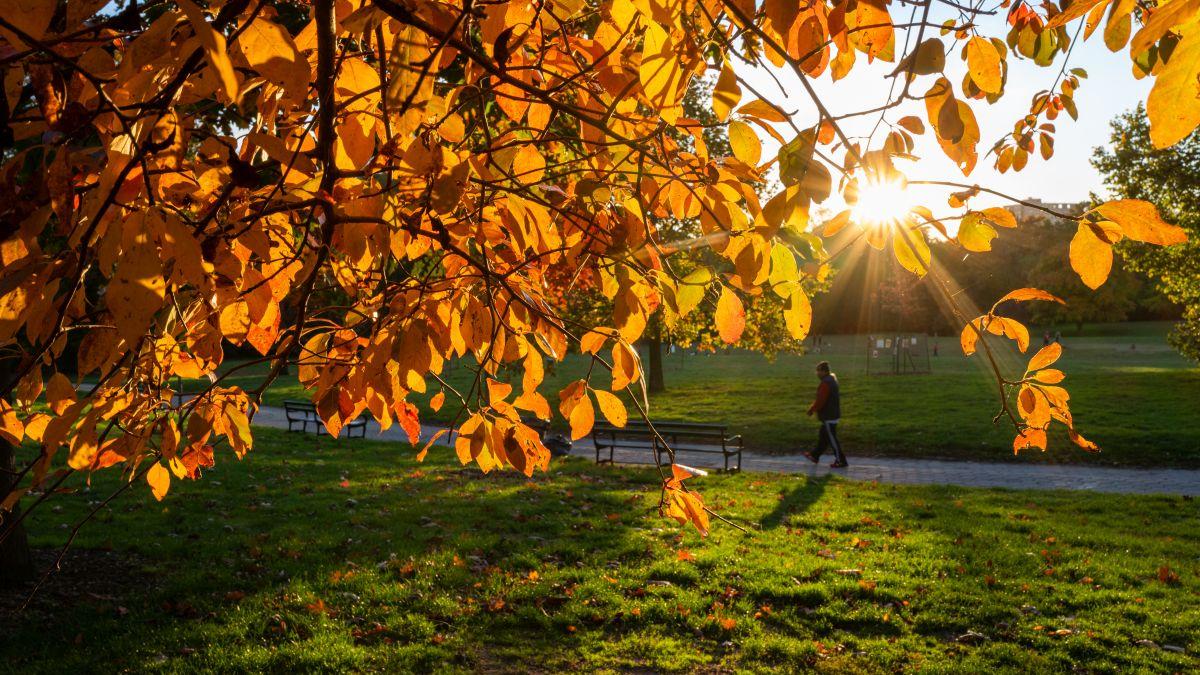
[{"xmin": 738, "ymin": 7, "xmax": 1151, "ymax": 211}]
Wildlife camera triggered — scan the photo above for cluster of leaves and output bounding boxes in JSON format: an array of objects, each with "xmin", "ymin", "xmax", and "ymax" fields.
[{"xmin": 0, "ymin": 0, "xmax": 1193, "ymax": 538}]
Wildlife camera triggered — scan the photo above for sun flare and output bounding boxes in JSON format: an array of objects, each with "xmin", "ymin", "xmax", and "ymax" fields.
[{"xmin": 850, "ymin": 176, "xmax": 916, "ymax": 227}]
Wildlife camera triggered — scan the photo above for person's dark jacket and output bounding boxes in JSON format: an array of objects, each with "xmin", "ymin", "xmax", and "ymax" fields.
[{"xmin": 808, "ymin": 374, "xmax": 841, "ymax": 421}]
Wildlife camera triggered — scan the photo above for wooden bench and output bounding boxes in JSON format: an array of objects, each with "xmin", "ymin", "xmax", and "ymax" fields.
[
  {"xmin": 283, "ymin": 400, "xmax": 368, "ymax": 438},
  {"xmin": 591, "ymin": 421, "xmax": 743, "ymax": 472}
]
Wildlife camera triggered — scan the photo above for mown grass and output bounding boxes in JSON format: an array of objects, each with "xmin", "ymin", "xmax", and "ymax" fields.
[
  {"xmin": 6, "ymin": 428, "xmax": 1198, "ymax": 673},
  {"xmin": 195, "ymin": 322, "xmax": 1200, "ymax": 467}
]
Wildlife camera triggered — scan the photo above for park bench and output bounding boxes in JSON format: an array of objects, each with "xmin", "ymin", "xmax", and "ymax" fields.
[
  {"xmin": 591, "ymin": 421, "xmax": 743, "ymax": 472},
  {"xmin": 283, "ymin": 400, "xmax": 368, "ymax": 438}
]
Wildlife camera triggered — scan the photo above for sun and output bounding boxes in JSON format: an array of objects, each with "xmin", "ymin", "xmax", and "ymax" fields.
[{"xmin": 850, "ymin": 175, "xmax": 915, "ymax": 227}]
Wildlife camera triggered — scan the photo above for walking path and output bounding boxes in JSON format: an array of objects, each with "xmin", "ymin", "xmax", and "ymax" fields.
[{"xmin": 252, "ymin": 406, "xmax": 1200, "ymax": 496}]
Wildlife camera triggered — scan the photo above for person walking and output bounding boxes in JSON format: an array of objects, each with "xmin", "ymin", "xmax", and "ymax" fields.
[{"xmin": 803, "ymin": 361, "xmax": 847, "ymax": 468}]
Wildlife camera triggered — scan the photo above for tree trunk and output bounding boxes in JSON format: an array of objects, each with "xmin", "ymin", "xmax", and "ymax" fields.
[
  {"xmin": 647, "ymin": 335, "xmax": 666, "ymax": 394},
  {"xmin": 0, "ymin": 437, "xmax": 34, "ymax": 586}
]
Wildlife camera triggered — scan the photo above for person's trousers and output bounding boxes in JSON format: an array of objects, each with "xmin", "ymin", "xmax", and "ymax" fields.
[{"xmin": 813, "ymin": 420, "xmax": 846, "ymax": 464}]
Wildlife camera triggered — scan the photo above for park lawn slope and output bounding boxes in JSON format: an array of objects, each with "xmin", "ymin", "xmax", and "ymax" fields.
[{"xmin": 4, "ymin": 428, "xmax": 1198, "ymax": 673}]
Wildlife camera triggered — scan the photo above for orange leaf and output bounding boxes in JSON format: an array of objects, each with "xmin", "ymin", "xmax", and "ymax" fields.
[
  {"xmin": 568, "ymin": 394, "xmax": 595, "ymax": 440},
  {"xmin": 994, "ymin": 288, "xmax": 1065, "ymax": 307},
  {"xmin": 592, "ymin": 389, "xmax": 628, "ymax": 427},
  {"xmin": 715, "ymin": 287, "xmax": 745, "ymax": 344},
  {"xmin": 146, "ymin": 462, "xmax": 170, "ymax": 501},
  {"xmin": 1026, "ymin": 343, "xmax": 1062, "ymax": 372},
  {"xmin": 1070, "ymin": 222, "xmax": 1118, "ymax": 289},
  {"xmin": 1093, "ymin": 200, "xmax": 1188, "ymax": 246}
]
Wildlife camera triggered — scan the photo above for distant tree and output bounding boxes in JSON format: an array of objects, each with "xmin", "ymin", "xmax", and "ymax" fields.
[
  {"xmin": 1094, "ymin": 106, "xmax": 1200, "ymax": 359},
  {"xmin": 1019, "ymin": 216, "xmax": 1148, "ymax": 331}
]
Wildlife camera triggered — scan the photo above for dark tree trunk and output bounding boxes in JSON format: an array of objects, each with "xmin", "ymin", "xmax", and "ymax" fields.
[
  {"xmin": 0, "ymin": 437, "xmax": 34, "ymax": 586},
  {"xmin": 647, "ymin": 335, "xmax": 666, "ymax": 394}
]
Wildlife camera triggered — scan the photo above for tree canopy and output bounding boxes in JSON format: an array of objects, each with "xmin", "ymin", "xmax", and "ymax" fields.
[
  {"xmin": 0, "ymin": 0, "xmax": 1194, "ymax": 536},
  {"xmin": 1093, "ymin": 105, "xmax": 1200, "ymax": 360}
]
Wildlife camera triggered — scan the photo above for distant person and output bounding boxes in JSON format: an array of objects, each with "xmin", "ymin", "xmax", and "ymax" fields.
[
  {"xmin": 1042, "ymin": 331, "xmax": 1051, "ymax": 347},
  {"xmin": 803, "ymin": 361, "xmax": 848, "ymax": 468},
  {"xmin": 932, "ymin": 342, "xmax": 939, "ymax": 357},
  {"xmin": 1054, "ymin": 331, "xmax": 1062, "ymax": 344}
]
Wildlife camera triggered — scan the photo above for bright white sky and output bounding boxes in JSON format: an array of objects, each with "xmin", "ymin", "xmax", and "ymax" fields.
[{"xmin": 739, "ymin": 8, "xmax": 1149, "ymax": 211}]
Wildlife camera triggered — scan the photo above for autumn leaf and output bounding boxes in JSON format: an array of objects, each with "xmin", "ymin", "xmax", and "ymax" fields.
[
  {"xmin": 639, "ymin": 22, "xmax": 688, "ymax": 122},
  {"xmin": 728, "ymin": 120, "xmax": 762, "ymax": 166},
  {"xmin": 1092, "ymin": 200, "xmax": 1188, "ymax": 246},
  {"xmin": 958, "ymin": 212, "xmax": 998, "ymax": 252},
  {"xmin": 966, "ymin": 37, "xmax": 1003, "ymax": 95},
  {"xmin": 592, "ymin": 389, "xmax": 628, "ymax": 427},
  {"xmin": 1070, "ymin": 221, "xmax": 1120, "ymax": 289},
  {"xmin": 994, "ymin": 288, "xmax": 1065, "ymax": 307},
  {"xmin": 1146, "ymin": 19, "xmax": 1200, "ymax": 148},
  {"xmin": 1027, "ymin": 343, "xmax": 1062, "ymax": 372},
  {"xmin": 712, "ymin": 59, "xmax": 741, "ymax": 121},
  {"xmin": 569, "ymin": 393, "xmax": 595, "ymax": 440},
  {"xmin": 783, "ymin": 288, "xmax": 812, "ymax": 340},
  {"xmin": 147, "ymin": 462, "xmax": 170, "ymax": 501},
  {"xmin": 715, "ymin": 287, "xmax": 746, "ymax": 344},
  {"xmin": 178, "ymin": 0, "xmax": 239, "ymax": 103}
]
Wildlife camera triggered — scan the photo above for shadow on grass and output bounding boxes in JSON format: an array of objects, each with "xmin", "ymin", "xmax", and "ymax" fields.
[
  {"xmin": 5, "ymin": 432, "xmax": 658, "ymax": 673},
  {"xmin": 760, "ymin": 475, "xmax": 831, "ymax": 529}
]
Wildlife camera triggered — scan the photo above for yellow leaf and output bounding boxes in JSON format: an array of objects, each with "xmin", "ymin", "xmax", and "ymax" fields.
[
  {"xmin": 1045, "ymin": 0, "xmax": 1108, "ymax": 29},
  {"xmin": 965, "ymin": 37, "xmax": 1003, "ymax": 94},
  {"xmin": 958, "ymin": 212, "xmax": 997, "ymax": 252},
  {"xmin": 1013, "ymin": 428, "xmax": 1047, "ymax": 454},
  {"xmin": 512, "ymin": 145, "xmax": 547, "ymax": 184},
  {"xmin": 593, "ymin": 389, "xmax": 628, "ymax": 427},
  {"xmin": 768, "ymin": 243, "xmax": 799, "ymax": 294},
  {"xmin": 235, "ymin": 18, "xmax": 311, "ymax": 101},
  {"xmin": 1069, "ymin": 222, "xmax": 1116, "ymax": 289},
  {"xmin": 569, "ymin": 393, "xmax": 595, "ymax": 440},
  {"xmin": 1027, "ymin": 342, "xmax": 1062, "ymax": 372},
  {"xmin": 1132, "ymin": 0, "xmax": 1200, "ymax": 55},
  {"xmin": 987, "ymin": 316, "xmax": 1030, "ymax": 352},
  {"xmin": 715, "ymin": 287, "xmax": 745, "ymax": 344},
  {"xmin": 675, "ymin": 268, "xmax": 711, "ymax": 317},
  {"xmin": 611, "ymin": 341, "xmax": 641, "ymax": 391},
  {"xmin": 0, "ymin": 399, "xmax": 23, "ymax": 445},
  {"xmin": 979, "ymin": 207, "xmax": 1017, "ymax": 228},
  {"xmin": 736, "ymin": 99, "xmax": 789, "ymax": 123},
  {"xmin": 728, "ymin": 120, "xmax": 761, "ymax": 166},
  {"xmin": 663, "ymin": 486, "xmax": 709, "ymax": 536},
  {"xmin": 581, "ymin": 329, "xmax": 610, "ymax": 355},
  {"xmin": 712, "ymin": 60, "xmax": 741, "ymax": 122},
  {"xmin": 892, "ymin": 228, "xmax": 931, "ymax": 276},
  {"xmin": 1093, "ymin": 199, "xmax": 1188, "ymax": 246},
  {"xmin": 1147, "ymin": 19, "xmax": 1200, "ymax": 148},
  {"xmin": 783, "ymin": 288, "xmax": 812, "ymax": 340},
  {"xmin": 924, "ymin": 78, "xmax": 978, "ymax": 175},
  {"xmin": 639, "ymin": 22, "xmax": 687, "ymax": 122},
  {"xmin": 45, "ymin": 372, "xmax": 77, "ymax": 415},
  {"xmin": 178, "ymin": 0, "xmax": 239, "ymax": 103},
  {"xmin": 1032, "ymin": 368, "xmax": 1066, "ymax": 384},
  {"xmin": 110, "ymin": 226, "xmax": 166, "ymax": 347},
  {"xmin": 147, "ymin": 462, "xmax": 171, "ymax": 501},
  {"xmin": 994, "ymin": 288, "xmax": 1065, "ymax": 306}
]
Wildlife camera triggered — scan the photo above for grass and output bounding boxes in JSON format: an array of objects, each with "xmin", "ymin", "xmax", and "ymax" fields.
[
  {"xmin": 193, "ymin": 321, "xmax": 1200, "ymax": 467},
  {"xmin": 5, "ymin": 428, "xmax": 1198, "ymax": 673}
]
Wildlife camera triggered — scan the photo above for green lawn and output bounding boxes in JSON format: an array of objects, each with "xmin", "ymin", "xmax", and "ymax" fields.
[
  {"xmin": 5, "ymin": 428, "xmax": 1198, "ymax": 673},
  {"xmin": 196, "ymin": 322, "xmax": 1200, "ymax": 467}
]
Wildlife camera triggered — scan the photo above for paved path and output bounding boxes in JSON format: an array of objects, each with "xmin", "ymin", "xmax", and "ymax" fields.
[{"xmin": 252, "ymin": 406, "xmax": 1200, "ymax": 496}]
